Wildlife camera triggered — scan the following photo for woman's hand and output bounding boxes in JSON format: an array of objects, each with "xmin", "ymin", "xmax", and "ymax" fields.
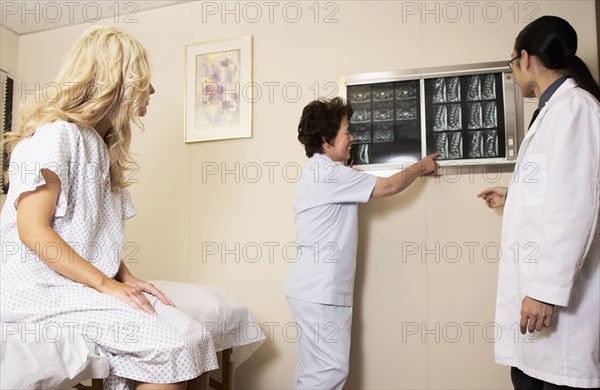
[
  {"xmin": 121, "ymin": 275, "xmax": 176, "ymax": 308},
  {"xmin": 103, "ymin": 263, "xmax": 176, "ymax": 314},
  {"xmin": 98, "ymin": 279, "xmax": 158, "ymax": 314},
  {"xmin": 477, "ymin": 186, "xmax": 508, "ymax": 208}
]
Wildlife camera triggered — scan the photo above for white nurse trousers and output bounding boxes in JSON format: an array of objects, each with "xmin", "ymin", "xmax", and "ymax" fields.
[{"xmin": 287, "ymin": 297, "xmax": 353, "ymax": 390}]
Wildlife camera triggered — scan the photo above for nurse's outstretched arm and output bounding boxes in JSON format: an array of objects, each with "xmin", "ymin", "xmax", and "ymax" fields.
[
  {"xmin": 16, "ymin": 168, "xmax": 158, "ymax": 315},
  {"xmin": 371, "ymin": 152, "xmax": 439, "ymax": 198}
]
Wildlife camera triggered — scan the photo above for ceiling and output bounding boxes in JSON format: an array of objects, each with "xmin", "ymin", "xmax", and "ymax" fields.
[{"xmin": 1, "ymin": 1, "xmax": 187, "ymax": 35}]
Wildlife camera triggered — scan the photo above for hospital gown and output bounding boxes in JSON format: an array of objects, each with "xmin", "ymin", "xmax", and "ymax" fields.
[{"xmin": 0, "ymin": 121, "xmax": 218, "ymax": 389}]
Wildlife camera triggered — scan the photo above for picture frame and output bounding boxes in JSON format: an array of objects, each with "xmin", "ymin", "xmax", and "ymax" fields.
[{"xmin": 184, "ymin": 36, "xmax": 253, "ymax": 143}]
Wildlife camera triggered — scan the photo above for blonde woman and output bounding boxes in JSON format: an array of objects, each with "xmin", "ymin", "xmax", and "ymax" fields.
[{"xmin": 0, "ymin": 27, "xmax": 217, "ymax": 389}]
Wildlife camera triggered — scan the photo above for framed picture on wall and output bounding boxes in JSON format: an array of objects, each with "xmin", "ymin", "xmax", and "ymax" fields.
[{"xmin": 184, "ymin": 36, "xmax": 253, "ymax": 143}]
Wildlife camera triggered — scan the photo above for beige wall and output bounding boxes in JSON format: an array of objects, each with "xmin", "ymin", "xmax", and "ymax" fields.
[
  {"xmin": 0, "ymin": 25, "xmax": 19, "ymax": 74},
  {"xmin": 0, "ymin": 24, "xmax": 19, "ymax": 211},
  {"xmin": 10, "ymin": 1, "xmax": 599, "ymax": 388}
]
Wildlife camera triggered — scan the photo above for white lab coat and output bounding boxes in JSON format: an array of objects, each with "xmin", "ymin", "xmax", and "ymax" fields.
[{"xmin": 495, "ymin": 78, "xmax": 600, "ymax": 388}]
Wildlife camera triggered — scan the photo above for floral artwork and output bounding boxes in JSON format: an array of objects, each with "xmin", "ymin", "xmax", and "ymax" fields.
[
  {"xmin": 185, "ymin": 36, "xmax": 252, "ymax": 142},
  {"xmin": 195, "ymin": 50, "xmax": 241, "ymax": 129}
]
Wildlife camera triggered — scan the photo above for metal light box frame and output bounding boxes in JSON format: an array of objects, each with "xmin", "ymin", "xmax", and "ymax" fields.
[{"xmin": 338, "ymin": 61, "xmax": 525, "ymax": 171}]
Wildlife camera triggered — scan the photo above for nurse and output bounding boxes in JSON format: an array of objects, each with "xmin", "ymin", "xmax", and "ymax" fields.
[
  {"xmin": 478, "ymin": 16, "xmax": 600, "ymax": 389},
  {"xmin": 285, "ymin": 97, "xmax": 438, "ymax": 389}
]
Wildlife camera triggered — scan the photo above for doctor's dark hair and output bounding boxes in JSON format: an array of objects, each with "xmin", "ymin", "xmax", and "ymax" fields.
[
  {"xmin": 514, "ymin": 15, "xmax": 600, "ymax": 101},
  {"xmin": 297, "ymin": 97, "xmax": 353, "ymax": 158}
]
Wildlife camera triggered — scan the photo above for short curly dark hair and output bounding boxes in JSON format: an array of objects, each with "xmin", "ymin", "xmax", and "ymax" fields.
[{"xmin": 297, "ymin": 97, "xmax": 353, "ymax": 158}]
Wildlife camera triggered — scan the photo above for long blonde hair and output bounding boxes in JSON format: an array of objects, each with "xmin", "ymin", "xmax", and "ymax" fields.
[{"xmin": 2, "ymin": 26, "xmax": 151, "ymax": 190}]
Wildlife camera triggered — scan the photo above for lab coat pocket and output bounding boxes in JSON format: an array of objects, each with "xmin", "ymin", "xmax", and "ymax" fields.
[{"xmin": 518, "ymin": 154, "xmax": 547, "ymax": 207}]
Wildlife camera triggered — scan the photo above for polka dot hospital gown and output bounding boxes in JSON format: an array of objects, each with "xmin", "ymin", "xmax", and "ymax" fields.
[{"xmin": 0, "ymin": 121, "xmax": 218, "ymax": 389}]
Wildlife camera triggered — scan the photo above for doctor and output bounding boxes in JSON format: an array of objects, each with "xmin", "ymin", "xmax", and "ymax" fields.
[
  {"xmin": 285, "ymin": 97, "xmax": 438, "ymax": 389},
  {"xmin": 478, "ymin": 16, "xmax": 600, "ymax": 389}
]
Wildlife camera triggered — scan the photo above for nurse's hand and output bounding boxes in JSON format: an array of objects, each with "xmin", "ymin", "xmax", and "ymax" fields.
[
  {"xmin": 477, "ymin": 187, "xmax": 507, "ymax": 208},
  {"xmin": 519, "ymin": 296, "xmax": 555, "ymax": 334},
  {"xmin": 419, "ymin": 152, "xmax": 440, "ymax": 175}
]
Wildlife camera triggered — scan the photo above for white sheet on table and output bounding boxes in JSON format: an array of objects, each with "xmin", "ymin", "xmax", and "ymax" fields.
[
  {"xmin": 1, "ymin": 281, "xmax": 265, "ymax": 389},
  {"xmin": 0, "ymin": 322, "xmax": 109, "ymax": 390},
  {"xmin": 150, "ymin": 280, "xmax": 266, "ymax": 368}
]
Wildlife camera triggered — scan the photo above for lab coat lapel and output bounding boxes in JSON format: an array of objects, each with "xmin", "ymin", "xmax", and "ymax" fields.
[{"xmin": 517, "ymin": 79, "xmax": 579, "ymax": 156}]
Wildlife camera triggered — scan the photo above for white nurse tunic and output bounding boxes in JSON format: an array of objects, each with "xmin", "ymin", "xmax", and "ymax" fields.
[{"xmin": 285, "ymin": 152, "xmax": 377, "ymax": 306}]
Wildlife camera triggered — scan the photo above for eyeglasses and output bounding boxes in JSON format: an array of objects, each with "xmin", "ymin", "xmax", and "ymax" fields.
[{"xmin": 507, "ymin": 54, "xmax": 521, "ymax": 69}]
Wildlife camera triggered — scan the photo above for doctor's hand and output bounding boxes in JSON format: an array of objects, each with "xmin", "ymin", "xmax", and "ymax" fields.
[
  {"xmin": 477, "ymin": 186, "xmax": 507, "ymax": 208},
  {"xmin": 519, "ymin": 296, "xmax": 555, "ymax": 334}
]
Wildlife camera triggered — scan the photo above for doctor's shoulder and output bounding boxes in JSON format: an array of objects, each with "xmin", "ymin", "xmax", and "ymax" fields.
[
  {"xmin": 569, "ymin": 86, "xmax": 600, "ymax": 115},
  {"xmin": 546, "ymin": 88, "xmax": 600, "ymax": 127}
]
